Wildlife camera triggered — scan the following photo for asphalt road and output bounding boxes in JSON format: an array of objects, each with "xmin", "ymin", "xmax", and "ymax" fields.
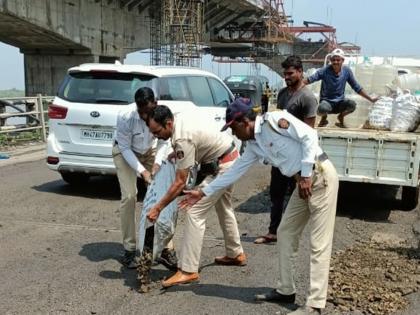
[{"xmin": 1, "ymin": 154, "xmax": 420, "ymax": 315}]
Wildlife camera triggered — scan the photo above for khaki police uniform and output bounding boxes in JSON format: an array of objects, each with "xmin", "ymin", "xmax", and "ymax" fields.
[{"xmin": 172, "ymin": 113, "xmax": 244, "ymax": 273}]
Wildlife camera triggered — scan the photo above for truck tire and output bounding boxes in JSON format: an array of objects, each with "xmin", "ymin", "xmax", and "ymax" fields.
[
  {"xmin": 401, "ymin": 186, "xmax": 419, "ymax": 211},
  {"xmin": 61, "ymin": 172, "xmax": 90, "ymax": 185}
]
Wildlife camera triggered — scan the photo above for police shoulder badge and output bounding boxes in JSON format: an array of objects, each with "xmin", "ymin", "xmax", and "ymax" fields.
[
  {"xmin": 176, "ymin": 150, "xmax": 184, "ymax": 160},
  {"xmin": 278, "ymin": 118, "xmax": 289, "ymax": 129}
]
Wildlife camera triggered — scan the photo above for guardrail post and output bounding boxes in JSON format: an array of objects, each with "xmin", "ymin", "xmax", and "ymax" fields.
[
  {"xmin": 37, "ymin": 94, "xmax": 47, "ymax": 142},
  {"xmin": 26, "ymin": 100, "xmax": 36, "ymax": 126},
  {"xmin": 0, "ymin": 101, "xmax": 5, "ymax": 127}
]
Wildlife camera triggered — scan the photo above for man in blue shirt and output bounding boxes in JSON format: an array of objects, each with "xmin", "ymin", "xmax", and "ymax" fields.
[{"xmin": 304, "ymin": 48, "xmax": 378, "ymax": 128}]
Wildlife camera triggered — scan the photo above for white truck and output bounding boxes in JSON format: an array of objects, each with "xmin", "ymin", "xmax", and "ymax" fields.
[
  {"xmin": 318, "ymin": 127, "xmax": 420, "ymax": 210},
  {"xmin": 310, "ymin": 52, "xmax": 420, "ymax": 210}
]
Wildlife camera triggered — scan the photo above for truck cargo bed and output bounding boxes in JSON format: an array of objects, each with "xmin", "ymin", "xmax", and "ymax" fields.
[{"xmin": 317, "ymin": 127, "xmax": 420, "ymax": 187}]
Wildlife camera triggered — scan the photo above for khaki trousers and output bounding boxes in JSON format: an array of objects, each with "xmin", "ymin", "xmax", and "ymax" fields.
[
  {"xmin": 179, "ymin": 160, "xmax": 244, "ymax": 273},
  {"xmin": 276, "ymin": 159, "xmax": 338, "ymax": 309},
  {"xmin": 112, "ymin": 145, "xmax": 155, "ymax": 251}
]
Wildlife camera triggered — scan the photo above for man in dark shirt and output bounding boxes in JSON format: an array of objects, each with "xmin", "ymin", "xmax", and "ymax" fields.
[
  {"xmin": 254, "ymin": 55, "xmax": 318, "ymax": 245},
  {"xmin": 304, "ymin": 48, "xmax": 378, "ymax": 128}
]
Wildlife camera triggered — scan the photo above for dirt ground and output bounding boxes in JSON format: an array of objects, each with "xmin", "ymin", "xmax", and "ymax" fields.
[{"xmin": 0, "ymin": 154, "xmax": 420, "ymax": 314}]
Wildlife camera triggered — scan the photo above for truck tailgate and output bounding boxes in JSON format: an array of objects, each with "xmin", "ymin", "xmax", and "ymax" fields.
[{"xmin": 317, "ymin": 128, "xmax": 420, "ymax": 187}]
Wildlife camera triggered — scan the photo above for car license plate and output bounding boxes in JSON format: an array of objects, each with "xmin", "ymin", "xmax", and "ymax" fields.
[{"xmin": 80, "ymin": 129, "xmax": 114, "ymax": 141}]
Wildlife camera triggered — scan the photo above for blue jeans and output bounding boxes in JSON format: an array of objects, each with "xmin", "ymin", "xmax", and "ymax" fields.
[{"xmin": 318, "ymin": 99, "xmax": 356, "ymax": 115}]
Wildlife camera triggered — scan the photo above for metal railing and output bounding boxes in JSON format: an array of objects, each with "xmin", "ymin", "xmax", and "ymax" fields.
[{"xmin": 0, "ymin": 94, "xmax": 54, "ymax": 142}]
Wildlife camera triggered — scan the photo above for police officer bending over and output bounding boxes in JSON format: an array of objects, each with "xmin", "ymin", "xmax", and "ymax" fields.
[
  {"xmin": 180, "ymin": 98, "xmax": 339, "ymax": 315},
  {"xmin": 146, "ymin": 105, "xmax": 246, "ymax": 288}
]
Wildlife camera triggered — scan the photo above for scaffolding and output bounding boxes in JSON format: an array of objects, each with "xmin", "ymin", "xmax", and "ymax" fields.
[
  {"xmin": 149, "ymin": 0, "xmax": 204, "ymax": 67},
  {"xmin": 147, "ymin": 1, "xmax": 357, "ymax": 70},
  {"xmin": 262, "ymin": 0, "xmax": 290, "ymax": 44},
  {"xmin": 210, "ymin": 0, "xmax": 356, "ymax": 68},
  {"xmin": 149, "ymin": 1, "xmax": 163, "ymax": 66},
  {"xmin": 211, "ymin": 1, "xmax": 292, "ymax": 50}
]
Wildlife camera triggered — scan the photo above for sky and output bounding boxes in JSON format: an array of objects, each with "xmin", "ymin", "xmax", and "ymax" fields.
[{"xmin": 1, "ymin": 0, "xmax": 419, "ymax": 90}]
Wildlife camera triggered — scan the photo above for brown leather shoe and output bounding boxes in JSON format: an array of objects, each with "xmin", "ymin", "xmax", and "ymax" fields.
[
  {"xmin": 161, "ymin": 270, "xmax": 199, "ymax": 288},
  {"xmin": 214, "ymin": 253, "xmax": 247, "ymax": 266}
]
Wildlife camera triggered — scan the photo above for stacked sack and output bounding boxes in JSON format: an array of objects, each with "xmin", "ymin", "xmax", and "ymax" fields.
[
  {"xmin": 368, "ymin": 97, "xmax": 393, "ymax": 129},
  {"xmin": 390, "ymin": 93, "xmax": 420, "ymax": 132},
  {"xmin": 367, "ymin": 92, "xmax": 420, "ymax": 132}
]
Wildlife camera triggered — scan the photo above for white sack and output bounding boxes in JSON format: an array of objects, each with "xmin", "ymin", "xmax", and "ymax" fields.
[
  {"xmin": 138, "ymin": 161, "xmax": 178, "ymax": 260},
  {"xmin": 368, "ymin": 97, "xmax": 393, "ymax": 129},
  {"xmin": 390, "ymin": 93, "xmax": 420, "ymax": 132}
]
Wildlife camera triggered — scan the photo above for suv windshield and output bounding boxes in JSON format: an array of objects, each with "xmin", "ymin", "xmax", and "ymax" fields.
[{"xmin": 58, "ymin": 71, "xmax": 157, "ymax": 104}]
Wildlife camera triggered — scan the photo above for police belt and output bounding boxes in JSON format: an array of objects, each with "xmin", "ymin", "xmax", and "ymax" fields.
[
  {"xmin": 218, "ymin": 142, "xmax": 237, "ymax": 164},
  {"xmin": 199, "ymin": 142, "xmax": 237, "ymax": 177},
  {"xmin": 317, "ymin": 152, "xmax": 328, "ymax": 163},
  {"xmin": 293, "ymin": 152, "xmax": 328, "ymax": 181}
]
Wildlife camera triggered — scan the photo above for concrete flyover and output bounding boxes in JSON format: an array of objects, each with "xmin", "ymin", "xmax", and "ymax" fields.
[
  {"xmin": 0, "ymin": 0, "xmax": 286, "ymax": 95},
  {"xmin": 0, "ymin": 0, "xmax": 154, "ymax": 96},
  {"xmin": 204, "ymin": 0, "xmax": 293, "ymax": 74}
]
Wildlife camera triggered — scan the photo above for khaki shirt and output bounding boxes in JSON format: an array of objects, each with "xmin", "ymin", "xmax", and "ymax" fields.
[{"xmin": 171, "ymin": 112, "xmax": 233, "ymax": 170}]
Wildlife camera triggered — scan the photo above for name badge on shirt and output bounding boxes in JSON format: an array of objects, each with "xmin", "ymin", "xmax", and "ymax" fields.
[
  {"xmin": 176, "ymin": 150, "xmax": 185, "ymax": 160},
  {"xmin": 278, "ymin": 118, "xmax": 289, "ymax": 129}
]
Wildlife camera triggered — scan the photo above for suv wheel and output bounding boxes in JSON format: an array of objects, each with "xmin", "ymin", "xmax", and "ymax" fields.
[{"xmin": 61, "ymin": 172, "xmax": 90, "ymax": 185}]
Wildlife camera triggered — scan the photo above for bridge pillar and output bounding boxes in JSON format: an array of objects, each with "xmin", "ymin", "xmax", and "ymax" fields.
[{"xmin": 23, "ymin": 50, "xmax": 121, "ymax": 96}]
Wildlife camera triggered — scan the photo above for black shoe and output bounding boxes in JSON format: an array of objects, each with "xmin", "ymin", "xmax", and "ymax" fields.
[
  {"xmin": 120, "ymin": 250, "xmax": 138, "ymax": 269},
  {"xmin": 156, "ymin": 248, "xmax": 178, "ymax": 271},
  {"xmin": 255, "ymin": 289, "xmax": 295, "ymax": 303}
]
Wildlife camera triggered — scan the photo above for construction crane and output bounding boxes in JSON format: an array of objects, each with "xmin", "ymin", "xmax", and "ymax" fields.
[
  {"xmin": 210, "ymin": 1, "xmax": 360, "ymax": 67},
  {"xmin": 147, "ymin": 0, "xmax": 360, "ymax": 69}
]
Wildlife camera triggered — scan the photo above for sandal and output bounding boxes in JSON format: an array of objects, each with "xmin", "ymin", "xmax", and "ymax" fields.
[
  {"xmin": 318, "ymin": 120, "xmax": 329, "ymax": 127},
  {"xmin": 254, "ymin": 235, "xmax": 277, "ymax": 244}
]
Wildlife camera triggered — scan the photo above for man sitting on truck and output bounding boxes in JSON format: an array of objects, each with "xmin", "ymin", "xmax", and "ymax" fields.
[{"xmin": 303, "ymin": 48, "xmax": 379, "ymax": 128}]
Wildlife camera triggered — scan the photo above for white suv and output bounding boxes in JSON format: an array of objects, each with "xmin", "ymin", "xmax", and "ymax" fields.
[{"xmin": 46, "ymin": 63, "xmax": 235, "ymax": 184}]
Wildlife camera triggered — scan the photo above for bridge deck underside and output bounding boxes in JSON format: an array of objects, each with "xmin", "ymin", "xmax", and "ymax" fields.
[{"xmin": 0, "ymin": 12, "xmax": 85, "ymax": 51}]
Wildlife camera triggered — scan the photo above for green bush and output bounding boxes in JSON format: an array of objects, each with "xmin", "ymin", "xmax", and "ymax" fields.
[{"xmin": 0, "ymin": 130, "xmax": 41, "ymax": 146}]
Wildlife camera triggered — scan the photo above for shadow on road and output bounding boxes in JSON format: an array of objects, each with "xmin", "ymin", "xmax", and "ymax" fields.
[
  {"xmin": 165, "ymin": 284, "xmax": 295, "ymax": 309},
  {"xmin": 336, "ymin": 182, "xmax": 400, "ymax": 222},
  {"xmin": 234, "ymin": 181, "xmax": 406, "ymax": 223},
  {"xmin": 79, "ymin": 241, "xmax": 138, "ymax": 290},
  {"xmin": 32, "ymin": 176, "xmax": 149, "ymax": 201},
  {"xmin": 33, "ymin": 176, "xmax": 120, "ymax": 200},
  {"xmin": 99, "ymin": 269, "xmax": 138, "ymax": 290},
  {"xmin": 79, "ymin": 242, "xmax": 173, "ymax": 291},
  {"xmin": 79, "ymin": 241, "xmax": 123, "ymax": 262},
  {"xmin": 235, "ymin": 188, "xmax": 270, "ymax": 214}
]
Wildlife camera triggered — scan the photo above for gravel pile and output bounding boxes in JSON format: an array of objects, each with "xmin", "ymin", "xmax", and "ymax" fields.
[
  {"xmin": 137, "ymin": 249, "xmax": 153, "ymax": 293},
  {"xmin": 328, "ymin": 242, "xmax": 420, "ymax": 314}
]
